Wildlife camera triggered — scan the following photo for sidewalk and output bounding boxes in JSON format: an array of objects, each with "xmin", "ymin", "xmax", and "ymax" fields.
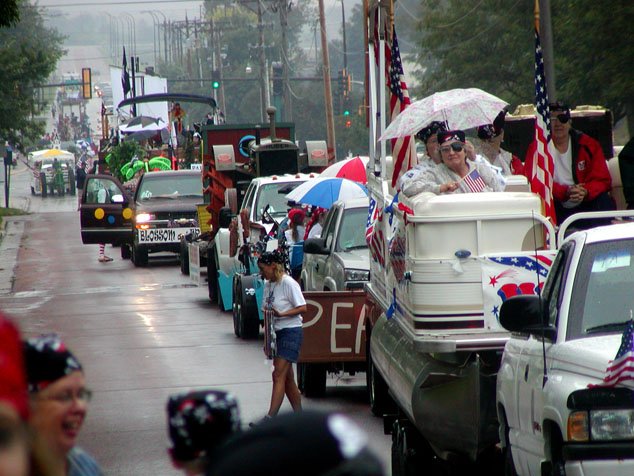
[{"xmin": 0, "ymin": 195, "xmax": 30, "ymax": 294}]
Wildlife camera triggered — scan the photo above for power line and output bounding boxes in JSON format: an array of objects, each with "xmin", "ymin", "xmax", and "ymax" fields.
[{"xmin": 40, "ymin": 0, "xmax": 201, "ymax": 7}]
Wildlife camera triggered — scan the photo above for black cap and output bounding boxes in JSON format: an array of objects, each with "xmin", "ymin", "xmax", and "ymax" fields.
[
  {"xmin": 206, "ymin": 410, "xmax": 385, "ymax": 476},
  {"xmin": 416, "ymin": 121, "xmax": 447, "ymax": 144}
]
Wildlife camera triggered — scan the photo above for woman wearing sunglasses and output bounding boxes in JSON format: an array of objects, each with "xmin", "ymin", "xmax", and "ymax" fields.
[{"xmin": 402, "ymin": 130, "xmax": 505, "ymax": 197}]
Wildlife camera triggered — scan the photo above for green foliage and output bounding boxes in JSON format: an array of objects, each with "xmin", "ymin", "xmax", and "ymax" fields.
[
  {"xmin": 0, "ymin": 2, "xmax": 64, "ymax": 147},
  {"xmin": 107, "ymin": 141, "xmax": 143, "ymax": 183},
  {"xmin": 0, "ymin": 0, "xmax": 20, "ymax": 28},
  {"xmin": 400, "ymin": 0, "xmax": 634, "ymax": 132}
]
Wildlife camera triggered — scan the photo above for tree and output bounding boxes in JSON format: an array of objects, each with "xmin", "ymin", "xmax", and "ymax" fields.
[
  {"xmin": 0, "ymin": 0, "xmax": 20, "ymax": 28},
  {"xmin": 0, "ymin": 1, "xmax": 64, "ymax": 147}
]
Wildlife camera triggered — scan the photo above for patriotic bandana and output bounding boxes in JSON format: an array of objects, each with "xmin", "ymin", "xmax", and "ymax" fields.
[
  {"xmin": 258, "ymin": 250, "xmax": 284, "ymax": 265},
  {"xmin": 0, "ymin": 314, "xmax": 29, "ymax": 419},
  {"xmin": 437, "ymin": 130, "xmax": 465, "ymax": 145},
  {"xmin": 23, "ymin": 334, "xmax": 82, "ymax": 393},
  {"xmin": 416, "ymin": 121, "xmax": 447, "ymax": 144},
  {"xmin": 167, "ymin": 390, "xmax": 241, "ymax": 462}
]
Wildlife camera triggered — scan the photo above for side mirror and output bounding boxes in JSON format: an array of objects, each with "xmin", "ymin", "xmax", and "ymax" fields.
[
  {"xmin": 499, "ymin": 295, "xmax": 556, "ymax": 340},
  {"xmin": 304, "ymin": 237, "xmax": 329, "ymax": 255},
  {"xmin": 218, "ymin": 207, "xmax": 233, "ymax": 229}
]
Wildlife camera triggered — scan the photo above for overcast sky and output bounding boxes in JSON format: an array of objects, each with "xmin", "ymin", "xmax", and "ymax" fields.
[{"xmin": 37, "ymin": 0, "xmax": 357, "ymax": 28}]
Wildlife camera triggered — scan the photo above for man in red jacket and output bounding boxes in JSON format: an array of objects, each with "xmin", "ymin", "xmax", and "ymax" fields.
[{"xmin": 525, "ymin": 102, "xmax": 614, "ymax": 228}]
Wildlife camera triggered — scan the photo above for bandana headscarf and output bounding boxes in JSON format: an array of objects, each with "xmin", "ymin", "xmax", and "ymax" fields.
[
  {"xmin": 0, "ymin": 314, "xmax": 29, "ymax": 419},
  {"xmin": 416, "ymin": 121, "xmax": 448, "ymax": 144},
  {"xmin": 167, "ymin": 389, "xmax": 241, "ymax": 462},
  {"xmin": 23, "ymin": 334, "xmax": 83, "ymax": 393},
  {"xmin": 258, "ymin": 250, "xmax": 284, "ymax": 265},
  {"xmin": 437, "ymin": 130, "xmax": 466, "ymax": 145}
]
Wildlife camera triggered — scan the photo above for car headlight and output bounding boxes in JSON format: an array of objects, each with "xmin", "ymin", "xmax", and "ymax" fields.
[
  {"xmin": 135, "ymin": 213, "xmax": 154, "ymax": 224},
  {"xmin": 568, "ymin": 409, "xmax": 634, "ymax": 441},
  {"xmin": 344, "ymin": 269, "xmax": 369, "ymax": 282},
  {"xmin": 591, "ymin": 409, "xmax": 634, "ymax": 441}
]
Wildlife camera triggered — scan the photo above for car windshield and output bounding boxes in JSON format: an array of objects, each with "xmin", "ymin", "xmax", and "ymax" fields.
[
  {"xmin": 137, "ymin": 174, "xmax": 203, "ymax": 201},
  {"xmin": 254, "ymin": 182, "xmax": 303, "ymax": 221},
  {"xmin": 336, "ymin": 207, "xmax": 369, "ymax": 251},
  {"xmin": 568, "ymin": 238, "xmax": 634, "ymax": 340}
]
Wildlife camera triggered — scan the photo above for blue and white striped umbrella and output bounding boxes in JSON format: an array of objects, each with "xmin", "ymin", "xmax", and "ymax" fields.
[{"xmin": 285, "ymin": 177, "xmax": 368, "ymax": 209}]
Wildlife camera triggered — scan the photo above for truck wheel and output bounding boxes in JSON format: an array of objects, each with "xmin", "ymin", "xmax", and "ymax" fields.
[
  {"xmin": 232, "ymin": 278, "xmax": 242, "ymax": 337},
  {"xmin": 207, "ymin": 247, "xmax": 218, "ymax": 304},
  {"xmin": 132, "ymin": 243, "xmax": 148, "ymax": 267},
  {"xmin": 238, "ymin": 275, "xmax": 260, "ymax": 339},
  {"xmin": 40, "ymin": 172, "xmax": 47, "ymax": 198},
  {"xmin": 179, "ymin": 238, "xmax": 189, "ymax": 275},
  {"xmin": 300, "ymin": 363, "xmax": 327, "ymax": 398},
  {"xmin": 391, "ymin": 419, "xmax": 436, "ymax": 476},
  {"xmin": 366, "ymin": 323, "xmax": 395, "ymax": 416},
  {"xmin": 120, "ymin": 244, "xmax": 131, "ymax": 260}
]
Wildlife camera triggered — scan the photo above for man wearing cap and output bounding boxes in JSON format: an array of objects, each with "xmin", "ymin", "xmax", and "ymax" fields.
[
  {"xmin": 402, "ymin": 130, "xmax": 504, "ymax": 197},
  {"xmin": 166, "ymin": 389, "xmax": 241, "ymax": 475},
  {"xmin": 525, "ymin": 102, "xmax": 614, "ymax": 226},
  {"xmin": 24, "ymin": 334, "xmax": 103, "ymax": 476},
  {"xmin": 397, "ymin": 121, "xmax": 447, "ymax": 192}
]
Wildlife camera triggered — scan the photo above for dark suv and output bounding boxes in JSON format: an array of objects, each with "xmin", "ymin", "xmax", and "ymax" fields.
[{"xmin": 79, "ymin": 169, "xmax": 203, "ymax": 266}]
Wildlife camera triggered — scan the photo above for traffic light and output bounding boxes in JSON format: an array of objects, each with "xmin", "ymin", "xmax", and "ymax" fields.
[
  {"xmin": 272, "ymin": 62, "xmax": 283, "ymax": 96},
  {"xmin": 345, "ymin": 119, "xmax": 352, "ymax": 128},
  {"xmin": 344, "ymin": 71, "xmax": 352, "ymax": 97},
  {"xmin": 342, "ymin": 96, "xmax": 351, "ymax": 117},
  {"xmin": 81, "ymin": 67, "xmax": 92, "ymax": 99},
  {"xmin": 211, "ymin": 70, "xmax": 220, "ymax": 89}
]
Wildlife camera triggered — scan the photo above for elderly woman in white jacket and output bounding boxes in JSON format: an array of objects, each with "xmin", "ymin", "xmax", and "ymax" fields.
[{"xmin": 402, "ymin": 130, "xmax": 505, "ymax": 197}]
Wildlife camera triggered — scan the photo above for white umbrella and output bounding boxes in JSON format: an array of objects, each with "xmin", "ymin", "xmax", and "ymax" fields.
[{"xmin": 380, "ymin": 88, "xmax": 509, "ymax": 141}]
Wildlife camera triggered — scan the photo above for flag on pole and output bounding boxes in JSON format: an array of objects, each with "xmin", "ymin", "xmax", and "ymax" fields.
[
  {"xmin": 528, "ymin": 27, "xmax": 556, "ymax": 224},
  {"xmin": 122, "ymin": 47, "xmax": 131, "ymax": 97},
  {"xmin": 593, "ymin": 320, "xmax": 634, "ymax": 387},
  {"xmin": 386, "ymin": 27, "xmax": 416, "ymax": 188},
  {"xmin": 463, "ymin": 168, "xmax": 487, "ymax": 193}
]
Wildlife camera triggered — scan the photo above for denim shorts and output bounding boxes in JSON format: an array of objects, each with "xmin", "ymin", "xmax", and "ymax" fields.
[{"xmin": 275, "ymin": 327, "xmax": 303, "ymax": 363}]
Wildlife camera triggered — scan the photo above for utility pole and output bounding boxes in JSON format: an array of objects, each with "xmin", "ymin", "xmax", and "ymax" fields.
[
  {"xmin": 279, "ymin": 0, "xmax": 291, "ymax": 121},
  {"xmin": 257, "ymin": 0, "xmax": 268, "ymax": 122},
  {"xmin": 318, "ymin": 0, "xmax": 336, "ymax": 161},
  {"xmin": 539, "ymin": 0, "xmax": 556, "ymax": 101},
  {"xmin": 341, "ymin": 0, "xmax": 348, "ymax": 70}
]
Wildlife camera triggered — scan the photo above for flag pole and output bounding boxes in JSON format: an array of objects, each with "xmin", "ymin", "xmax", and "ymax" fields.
[{"xmin": 537, "ymin": 0, "xmax": 557, "ymax": 101}]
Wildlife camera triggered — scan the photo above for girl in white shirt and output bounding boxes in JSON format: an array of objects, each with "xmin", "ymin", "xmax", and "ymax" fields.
[{"xmin": 258, "ymin": 251, "xmax": 307, "ymax": 419}]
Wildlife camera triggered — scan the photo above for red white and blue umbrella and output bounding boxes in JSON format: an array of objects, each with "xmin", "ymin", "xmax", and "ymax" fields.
[
  {"xmin": 319, "ymin": 156, "xmax": 369, "ymax": 184},
  {"xmin": 285, "ymin": 177, "xmax": 368, "ymax": 209}
]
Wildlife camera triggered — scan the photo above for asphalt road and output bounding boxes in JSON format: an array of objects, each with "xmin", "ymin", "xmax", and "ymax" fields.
[{"xmin": 0, "ymin": 161, "xmax": 392, "ymax": 475}]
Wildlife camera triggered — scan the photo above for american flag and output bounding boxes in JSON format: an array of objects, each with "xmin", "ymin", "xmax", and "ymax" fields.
[
  {"xmin": 463, "ymin": 168, "xmax": 487, "ymax": 193},
  {"xmin": 596, "ymin": 319, "xmax": 634, "ymax": 387},
  {"xmin": 379, "ymin": 24, "xmax": 416, "ymax": 188},
  {"xmin": 365, "ymin": 197, "xmax": 385, "ymax": 266},
  {"xmin": 121, "ymin": 46, "xmax": 131, "ymax": 97},
  {"xmin": 528, "ymin": 29, "xmax": 556, "ymax": 224}
]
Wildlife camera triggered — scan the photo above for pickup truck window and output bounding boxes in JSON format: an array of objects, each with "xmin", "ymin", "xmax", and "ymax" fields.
[
  {"xmin": 254, "ymin": 182, "xmax": 302, "ymax": 221},
  {"xmin": 137, "ymin": 175, "xmax": 203, "ymax": 200},
  {"xmin": 336, "ymin": 208, "xmax": 370, "ymax": 251},
  {"xmin": 568, "ymin": 238, "xmax": 634, "ymax": 340},
  {"xmin": 322, "ymin": 207, "xmax": 341, "ymax": 249}
]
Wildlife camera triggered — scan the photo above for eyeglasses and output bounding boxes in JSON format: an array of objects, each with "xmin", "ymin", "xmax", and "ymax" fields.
[
  {"xmin": 39, "ymin": 388, "xmax": 93, "ymax": 404},
  {"xmin": 440, "ymin": 143, "xmax": 464, "ymax": 154},
  {"xmin": 551, "ymin": 113, "xmax": 570, "ymax": 124}
]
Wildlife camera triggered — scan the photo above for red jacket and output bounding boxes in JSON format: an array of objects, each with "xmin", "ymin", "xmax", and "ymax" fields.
[{"xmin": 524, "ymin": 129, "xmax": 611, "ymax": 202}]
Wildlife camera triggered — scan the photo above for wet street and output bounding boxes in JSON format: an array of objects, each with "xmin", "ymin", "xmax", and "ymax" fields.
[{"xmin": 0, "ymin": 163, "xmax": 391, "ymax": 475}]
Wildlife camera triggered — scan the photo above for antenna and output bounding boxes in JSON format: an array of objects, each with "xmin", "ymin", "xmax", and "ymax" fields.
[{"xmin": 531, "ymin": 211, "xmax": 549, "ymax": 388}]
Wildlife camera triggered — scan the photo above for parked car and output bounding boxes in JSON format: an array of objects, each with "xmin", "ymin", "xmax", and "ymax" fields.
[
  {"xmin": 301, "ymin": 197, "xmax": 370, "ymax": 292},
  {"xmin": 497, "ymin": 220, "xmax": 634, "ymax": 476}
]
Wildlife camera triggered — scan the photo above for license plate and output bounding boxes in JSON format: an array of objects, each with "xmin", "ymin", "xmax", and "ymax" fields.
[{"xmin": 137, "ymin": 227, "xmax": 200, "ymax": 244}]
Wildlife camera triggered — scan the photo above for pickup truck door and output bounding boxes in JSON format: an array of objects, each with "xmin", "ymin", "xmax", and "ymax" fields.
[
  {"xmin": 515, "ymin": 244, "xmax": 572, "ymax": 468},
  {"xmin": 313, "ymin": 206, "xmax": 340, "ymax": 291},
  {"xmin": 79, "ymin": 175, "xmax": 133, "ymax": 245}
]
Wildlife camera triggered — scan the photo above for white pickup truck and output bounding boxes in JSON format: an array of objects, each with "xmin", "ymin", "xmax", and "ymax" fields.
[{"xmin": 497, "ymin": 221, "xmax": 634, "ymax": 476}]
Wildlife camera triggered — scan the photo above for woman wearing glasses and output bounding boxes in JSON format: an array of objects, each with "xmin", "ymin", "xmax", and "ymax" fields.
[
  {"xmin": 402, "ymin": 130, "xmax": 504, "ymax": 197},
  {"xmin": 23, "ymin": 334, "xmax": 103, "ymax": 476}
]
